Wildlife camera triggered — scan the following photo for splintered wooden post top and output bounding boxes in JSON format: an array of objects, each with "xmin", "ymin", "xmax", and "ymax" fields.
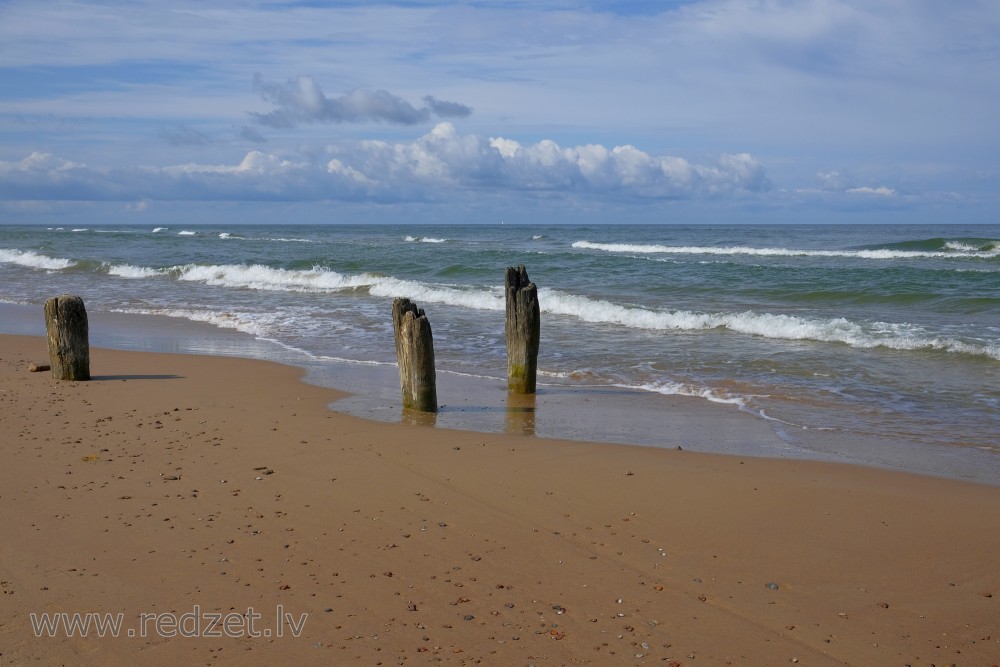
[{"xmin": 391, "ymin": 297, "xmax": 438, "ymax": 413}]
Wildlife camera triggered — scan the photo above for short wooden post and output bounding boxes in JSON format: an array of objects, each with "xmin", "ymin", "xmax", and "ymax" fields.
[
  {"xmin": 44, "ymin": 294, "xmax": 91, "ymax": 381},
  {"xmin": 505, "ymin": 265, "xmax": 540, "ymax": 394},
  {"xmin": 391, "ymin": 297, "xmax": 437, "ymax": 413}
]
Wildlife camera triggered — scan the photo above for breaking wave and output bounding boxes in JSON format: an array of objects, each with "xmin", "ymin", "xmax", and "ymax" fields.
[
  {"xmin": 572, "ymin": 238, "xmax": 1000, "ymax": 260},
  {"xmin": 105, "ymin": 263, "xmax": 168, "ymax": 279},
  {"xmin": 539, "ymin": 289, "xmax": 1000, "ymax": 360},
  {"xmin": 0, "ymin": 248, "xmax": 75, "ymax": 271},
  {"xmin": 405, "ymin": 236, "xmax": 448, "ymax": 243},
  {"xmin": 91, "ymin": 259, "xmax": 999, "ymax": 361},
  {"xmin": 217, "ymin": 232, "xmax": 315, "ymax": 243}
]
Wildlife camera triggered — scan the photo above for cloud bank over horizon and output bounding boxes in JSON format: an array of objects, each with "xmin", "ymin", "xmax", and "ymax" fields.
[
  {"xmin": 0, "ymin": 123, "xmax": 768, "ymax": 204},
  {"xmin": 0, "ymin": 0, "xmax": 997, "ymax": 223}
]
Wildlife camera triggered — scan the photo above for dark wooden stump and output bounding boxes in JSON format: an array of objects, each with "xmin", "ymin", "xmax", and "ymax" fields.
[
  {"xmin": 505, "ymin": 265, "xmax": 540, "ymax": 394},
  {"xmin": 44, "ymin": 294, "xmax": 91, "ymax": 381},
  {"xmin": 391, "ymin": 297, "xmax": 437, "ymax": 413}
]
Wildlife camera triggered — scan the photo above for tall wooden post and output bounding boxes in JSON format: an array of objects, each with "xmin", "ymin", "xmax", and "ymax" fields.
[
  {"xmin": 391, "ymin": 298, "xmax": 437, "ymax": 413},
  {"xmin": 44, "ymin": 294, "xmax": 91, "ymax": 381},
  {"xmin": 505, "ymin": 265, "xmax": 540, "ymax": 394}
]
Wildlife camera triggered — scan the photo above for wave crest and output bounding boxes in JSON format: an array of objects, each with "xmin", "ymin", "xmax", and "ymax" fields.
[
  {"xmin": 572, "ymin": 239, "xmax": 1000, "ymax": 260},
  {"xmin": 62, "ymin": 257, "xmax": 999, "ymax": 362},
  {"xmin": 0, "ymin": 248, "xmax": 75, "ymax": 271},
  {"xmin": 539, "ymin": 289, "xmax": 999, "ymax": 360},
  {"xmin": 405, "ymin": 236, "xmax": 448, "ymax": 243},
  {"xmin": 106, "ymin": 263, "xmax": 167, "ymax": 279}
]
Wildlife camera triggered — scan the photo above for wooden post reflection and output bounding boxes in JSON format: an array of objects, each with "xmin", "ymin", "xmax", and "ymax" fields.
[
  {"xmin": 401, "ymin": 408, "xmax": 438, "ymax": 427},
  {"xmin": 504, "ymin": 391, "xmax": 536, "ymax": 436}
]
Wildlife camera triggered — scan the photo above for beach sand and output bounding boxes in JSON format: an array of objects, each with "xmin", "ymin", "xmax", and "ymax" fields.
[{"xmin": 1, "ymin": 334, "xmax": 997, "ymax": 666}]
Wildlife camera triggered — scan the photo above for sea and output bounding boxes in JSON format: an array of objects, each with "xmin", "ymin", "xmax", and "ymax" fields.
[{"xmin": 2, "ymin": 223, "xmax": 998, "ymax": 484}]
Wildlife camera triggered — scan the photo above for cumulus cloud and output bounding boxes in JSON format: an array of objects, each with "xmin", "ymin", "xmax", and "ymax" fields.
[
  {"xmin": 0, "ymin": 125, "xmax": 768, "ymax": 203},
  {"xmin": 249, "ymin": 74, "xmax": 473, "ymax": 128},
  {"xmin": 0, "ymin": 152, "xmax": 124, "ymax": 200},
  {"xmin": 325, "ymin": 124, "xmax": 769, "ymax": 199}
]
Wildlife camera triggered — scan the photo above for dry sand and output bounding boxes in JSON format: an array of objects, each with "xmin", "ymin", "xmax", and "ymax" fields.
[{"xmin": 1, "ymin": 334, "xmax": 998, "ymax": 666}]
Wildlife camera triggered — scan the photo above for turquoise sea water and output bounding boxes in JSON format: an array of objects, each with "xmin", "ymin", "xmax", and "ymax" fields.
[{"xmin": 2, "ymin": 223, "xmax": 998, "ymax": 481}]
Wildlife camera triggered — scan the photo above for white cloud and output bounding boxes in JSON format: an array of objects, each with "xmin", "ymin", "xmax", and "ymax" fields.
[
  {"xmin": 813, "ymin": 170, "xmax": 898, "ymax": 197},
  {"xmin": 0, "ymin": 124, "xmax": 768, "ymax": 203},
  {"xmin": 476, "ymin": 134, "xmax": 767, "ymax": 197},
  {"xmin": 250, "ymin": 74, "xmax": 473, "ymax": 128},
  {"xmin": 846, "ymin": 185, "xmax": 896, "ymax": 196}
]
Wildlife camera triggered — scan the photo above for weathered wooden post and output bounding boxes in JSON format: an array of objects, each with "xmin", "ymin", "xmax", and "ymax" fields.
[
  {"xmin": 391, "ymin": 297, "xmax": 437, "ymax": 413},
  {"xmin": 44, "ymin": 294, "xmax": 90, "ymax": 381},
  {"xmin": 504, "ymin": 265, "xmax": 540, "ymax": 394}
]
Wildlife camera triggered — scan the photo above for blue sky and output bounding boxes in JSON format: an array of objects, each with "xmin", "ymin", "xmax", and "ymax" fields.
[{"xmin": 1, "ymin": 0, "xmax": 998, "ymax": 225}]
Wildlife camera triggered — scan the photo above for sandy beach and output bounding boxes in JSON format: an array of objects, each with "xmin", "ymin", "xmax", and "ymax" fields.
[{"xmin": 1, "ymin": 333, "xmax": 998, "ymax": 666}]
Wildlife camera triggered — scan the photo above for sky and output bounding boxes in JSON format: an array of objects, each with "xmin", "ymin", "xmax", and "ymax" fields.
[{"xmin": 1, "ymin": 0, "xmax": 998, "ymax": 225}]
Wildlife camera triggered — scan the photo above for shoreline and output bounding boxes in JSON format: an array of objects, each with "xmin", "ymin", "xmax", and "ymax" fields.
[
  {"xmin": 3, "ymin": 301, "xmax": 997, "ymax": 486},
  {"xmin": 1, "ymin": 332, "xmax": 999, "ymax": 665}
]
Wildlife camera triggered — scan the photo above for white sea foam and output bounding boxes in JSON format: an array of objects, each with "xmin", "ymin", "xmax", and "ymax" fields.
[
  {"xmin": 943, "ymin": 240, "xmax": 998, "ymax": 254},
  {"xmin": 168, "ymin": 261, "xmax": 501, "ymax": 309},
  {"xmin": 618, "ymin": 380, "xmax": 746, "ymax": 406},
  {"xmin": 572, "ymin": 240, "xmax": 1000, "ymax": 260},
  {"xmin": 106, "ymin": 263, "xmax": 167, "ymax": 279},
  {"xmin": 110, "ymin": 307, "xmax": 271, "ymax": 337},
  {"xmin": 536, "ymin": 288, "xmax": 1000, "ymax": 360},
  {"xmin": 368, "ymin": 278, "xmax": 503, "ymax": 310},
  {"xmin": 405, "ymin": 236, "xmax": 447, "ymax": 243},
  {"xmin": 215, "ymin": 232, "xmax": 313, "ymax": 243},
  {"xmin": 71, "ymin": 228, "xmax": 89, "ymax": 232},
  {"xmin": 0, "ymin": 248, "xmax": 75, "ymax": 271},
  {"xmin": 151, "ymin": 227, "xmax": 168, "ymax": 233},
  {"xmin": 316, "ymin": 354, "xmax": 396, "ymax": 367},
  {"xmin": 178, "ymin": 230, "xmax": 197, "ymax": 236},
  {"xmin": 175, "ymin": 263, "xmax": 376, "ymax": 292}
]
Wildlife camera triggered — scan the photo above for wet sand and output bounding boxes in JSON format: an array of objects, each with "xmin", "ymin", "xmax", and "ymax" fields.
[
  {"xmin": 4, "ymin": 301, "xmax": 994, "ymax": 485},
  {"xmin": 1, "ymin": 333, "xmax": 998, "ymax": 665}
]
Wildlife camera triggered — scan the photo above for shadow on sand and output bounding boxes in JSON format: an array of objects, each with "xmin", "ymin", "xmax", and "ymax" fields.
[{"xmin": 91, "ymin": 374, "xmax": 183, "ymax": 381}]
